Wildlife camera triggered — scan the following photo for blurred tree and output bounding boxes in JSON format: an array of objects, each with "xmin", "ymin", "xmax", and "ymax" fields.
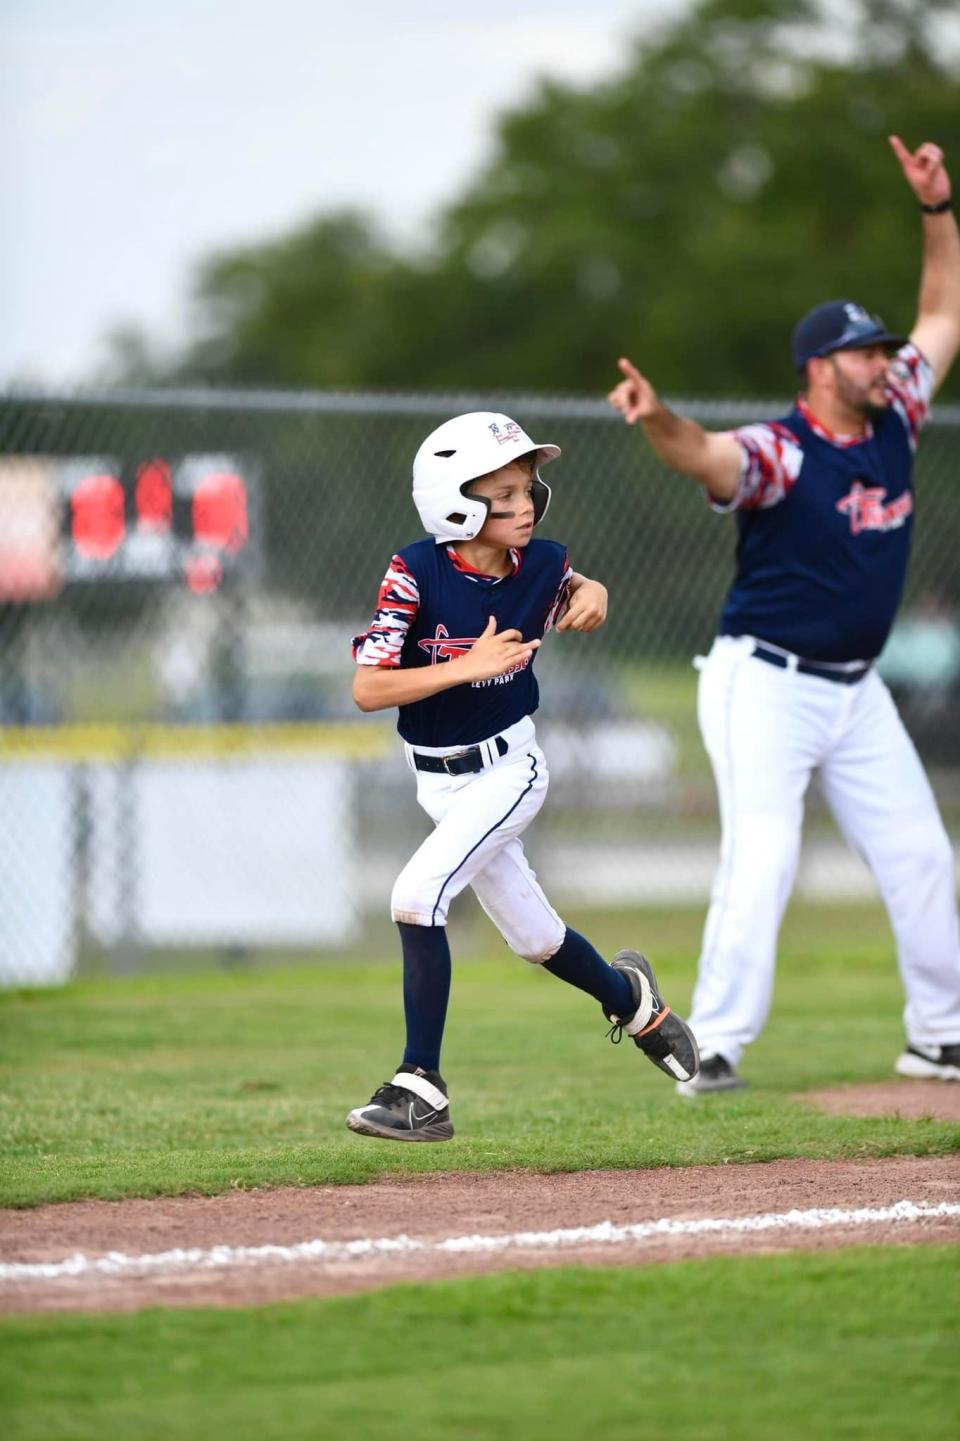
[
  {"xmin": 171, "ymin": 0, "xmax": 960, "ymax": 397},
  {"xmin": 95, "ymin": 324, "xmax": 168, "ymax": 387},
  {"xmin": 180, "ymin": 211, "xmax": 410, "ymax": 387}
]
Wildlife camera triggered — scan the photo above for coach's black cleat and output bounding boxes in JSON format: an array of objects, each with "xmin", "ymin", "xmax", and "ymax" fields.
[
  {"xmin": 895, "ymin": 1042, "xmax": 960, "ymax": 1082},
  {"xmin": 675, "ymin": 1053, "xmax": 747, "ymax": 1097},
  {"xmin": 604, "ymin": 950, "xmax": 700, "ymax": 1084},
  {"xmin": 346, "ymin": 1066, "xmax": 454, "ymax": 1142}
]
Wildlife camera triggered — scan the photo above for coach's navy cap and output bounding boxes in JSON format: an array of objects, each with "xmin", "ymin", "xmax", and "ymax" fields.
[{"xmin": 791, "ymin": 300, "xmax": 908, "ymax": 371}]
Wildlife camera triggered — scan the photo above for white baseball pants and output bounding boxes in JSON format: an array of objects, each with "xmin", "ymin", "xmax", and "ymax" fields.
[
  {"xmin": 390, "ymin": 715, "xmax": 566, "ymax": 963},
  {"xmin": 691, "ymin": 635, "xmax": 960, "ymax": 1064}
]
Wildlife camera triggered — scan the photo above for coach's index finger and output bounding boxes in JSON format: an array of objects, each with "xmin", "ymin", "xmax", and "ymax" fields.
[{"xmin": 888, "ymin": 133, "xmax": 911, "ymax": 167}]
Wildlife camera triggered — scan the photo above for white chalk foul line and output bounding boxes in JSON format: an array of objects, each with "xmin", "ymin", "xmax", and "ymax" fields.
[{"xmin": 2, "ymin": 1200, "xmax": 958, "ymax": 1283}]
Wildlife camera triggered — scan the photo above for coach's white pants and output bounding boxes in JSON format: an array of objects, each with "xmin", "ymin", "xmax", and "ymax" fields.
[
  {"xmin": 691, "ymin": 635, "xmax": 960, "ymax": 1064},
  {"xmin": 390, "ymin": 716, "xmax": 566, "ymax": 963}
]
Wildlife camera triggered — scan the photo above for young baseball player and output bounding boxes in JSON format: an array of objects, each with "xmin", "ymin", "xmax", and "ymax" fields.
[
  {"xmin": 346, "ymin": 411, "xmax": 699, "ymax": 1141},
  {"xmin": 608, "ymin": 135, "xmax": 960, "ymax": 1094}
]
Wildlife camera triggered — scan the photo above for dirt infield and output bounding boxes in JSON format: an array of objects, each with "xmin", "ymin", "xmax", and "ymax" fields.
[{"xmin": 2, "ymin": 1083, "xmax": 958, "ymax": 1315}]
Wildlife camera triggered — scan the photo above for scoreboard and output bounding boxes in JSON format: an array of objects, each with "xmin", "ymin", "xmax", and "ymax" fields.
[
  {"xmin": 59, "ymin": 453, "xmax": 257, "ymax": 593},
  {"xmin": 0, "ymin": 454, "xmax": 258, "ymax": 602}
]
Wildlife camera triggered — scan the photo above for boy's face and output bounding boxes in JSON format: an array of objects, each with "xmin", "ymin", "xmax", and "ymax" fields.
[{"xmin": 467, "ymin": 458, "xmax": 537, "ymax": 548}]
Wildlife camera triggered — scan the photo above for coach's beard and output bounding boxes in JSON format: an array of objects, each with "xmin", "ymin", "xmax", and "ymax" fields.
[
  {"xmin": 865, "ymin": 400, "xmax": 888, "ymax": 422},
  {"xmin": 853, "ymin": 386, "xmax": 888, "ymax": 423}
]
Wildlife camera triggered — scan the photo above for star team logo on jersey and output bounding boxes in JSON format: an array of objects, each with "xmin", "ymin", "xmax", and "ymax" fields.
[
  {"xmin": 836, "ymin": 480, "xmax": 913, "ymax": 535},
  {"xmin": 418, "ymin": 624, "xmax": 476, "ymax": 662}
]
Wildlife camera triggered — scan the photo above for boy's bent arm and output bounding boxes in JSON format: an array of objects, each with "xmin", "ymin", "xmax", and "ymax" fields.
[
  {"xmin": 352, "ymin": 616, "xmax": 540, "ymax": 712},
  {"xmin": 353, "ymin": 658, "xmax": 479, "ymax": 712},
  {"xmin": 556, "ymin": 573, "xmax": 608, "ymax": 632}
]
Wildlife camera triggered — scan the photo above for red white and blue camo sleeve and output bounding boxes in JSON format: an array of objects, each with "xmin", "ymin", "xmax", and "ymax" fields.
[
  {"xmin": 352, "ymin": 554, "xmax": 420, "ymax": 667},
  {"xmin": 543, "ymin": 550, "xmax": 574, "ymax": 633},
  {"xmin": 709, "ymin": 423, "xmax": 804, "ymax": 513},
  {"xmin": 885, "ymin": 342, "xmax": 934, "ymax": 452}
]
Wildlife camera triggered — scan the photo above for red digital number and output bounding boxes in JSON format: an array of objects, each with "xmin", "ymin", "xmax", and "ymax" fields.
[
  {"xmin": 192, "ymin": 471, "xmax": 248, "ymax": 553},
  {"xmin": 135, "ymin": 458, "xmax": 173, "ymax": 530},
  {"xmin": 71, "ymin": 473, "xmax": 125, "ymax": 559}
]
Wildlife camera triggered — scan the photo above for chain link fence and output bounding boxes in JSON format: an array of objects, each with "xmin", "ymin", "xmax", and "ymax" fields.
[{"xmin": 2, "ymin": 386, "xmax": 959, "ymax": 984}]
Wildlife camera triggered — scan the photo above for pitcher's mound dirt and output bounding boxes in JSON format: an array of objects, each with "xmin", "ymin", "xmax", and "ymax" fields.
[
  {"xmin": 1, "ymin": 1153, "xmax": 957, "ymax": 1315},
  {"xmin": 799, "ymin": 1079, "xmax": 960, "ymax": 1120}
]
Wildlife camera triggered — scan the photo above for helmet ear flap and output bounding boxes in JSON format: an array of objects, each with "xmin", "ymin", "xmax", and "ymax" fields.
[
  {"xmin": 532, "ymin": 476, "xmax": 551, "ymax": 525},
  {"xmin": 446, "ymin": 482, "xmax": 491, "ymax": 533}
]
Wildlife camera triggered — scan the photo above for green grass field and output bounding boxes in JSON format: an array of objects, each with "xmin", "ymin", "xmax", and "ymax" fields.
[
  {"xmin": 3, "ymin": 1250, "xmax": 958, "ymax": 1441},
  {"xmin": 2, "ymin": 901, "xmax": 958, "ymax": 1440}
]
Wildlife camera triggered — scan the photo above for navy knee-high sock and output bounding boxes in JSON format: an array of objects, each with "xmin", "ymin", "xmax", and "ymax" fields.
[
  {"xmin": 543, "ymin": 927, "xmax": 634, "ymax": 1016},
  {"xmin": 398, "ymin": 921, "xmax": 451, "ymax": 1074}
]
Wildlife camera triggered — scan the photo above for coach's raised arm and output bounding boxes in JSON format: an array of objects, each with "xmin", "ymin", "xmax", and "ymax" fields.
[{"xmin": 888, "ymin": 135, "xmax": 960, "ymax": 389}]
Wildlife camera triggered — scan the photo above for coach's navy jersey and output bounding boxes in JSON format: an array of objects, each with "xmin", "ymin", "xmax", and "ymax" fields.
[
  {"xmin": 713, "ymin": 344, "xmax": 933, "ymax": 661},
  {"xmin": 353, "ymin": 536, "xmax": 571, "ymax": 746}
]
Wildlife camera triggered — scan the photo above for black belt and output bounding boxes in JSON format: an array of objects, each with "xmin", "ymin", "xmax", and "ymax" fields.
[
  {"xmin": 413, "ymin": 734, "xmax": 509, "ymax": 775},
  {"xmin": 751, "ymin": 641, "xmax": 870, "ymax": 686}
]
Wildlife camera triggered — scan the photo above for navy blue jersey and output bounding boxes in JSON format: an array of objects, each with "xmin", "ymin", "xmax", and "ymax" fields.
[
  {"xmin": 353, "ymin": 537, "xmax": 572, "ymax": 746},
  {"xmin": 715, "ymin": 344, "xmax": 933, "ymax": 661}
]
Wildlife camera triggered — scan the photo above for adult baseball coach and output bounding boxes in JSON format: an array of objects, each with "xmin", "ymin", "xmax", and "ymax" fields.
[{"xmin": 608, "ymin": 135, "xmax": 960, "ymax": 1095}]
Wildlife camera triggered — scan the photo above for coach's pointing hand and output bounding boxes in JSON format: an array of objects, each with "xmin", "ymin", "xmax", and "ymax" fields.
[
  {"xmin": 607, "ymin": 357, "xmax": 661, "ymax": 425},
  {"xmin": 889, "ymin": 135, "xmax": 951, "ymax": 207},
  {"xmin": 463, "ymin": 615, "xmax": 540, "ymax": 682}
]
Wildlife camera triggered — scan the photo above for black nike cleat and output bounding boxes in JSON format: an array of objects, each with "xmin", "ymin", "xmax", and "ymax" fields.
[
  {"xmin": 675, "ymin": 1053, "xmax": 747, "ymax": 1097},
  {"xmin": 604, "ymin": 950, "xmax": 700, "ymax": 1084},
  {"xmin": 346, "ymin": 1066, "xmax": 454, "ymax": 1142},
  {"xmin": 895, "ymin": 1042, "xmax": 960, "ymax": 1082}
]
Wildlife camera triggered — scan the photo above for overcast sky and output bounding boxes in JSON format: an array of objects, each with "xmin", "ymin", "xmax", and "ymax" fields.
[{"xmin": 2, "ymin": 0, "xmax": 691, "ymax": 386}]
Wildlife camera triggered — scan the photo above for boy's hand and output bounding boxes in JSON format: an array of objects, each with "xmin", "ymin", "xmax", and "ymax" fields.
[
  {"xmin": 461, "ymin": 615, "xmax": 540, "ymax": 681},
  {"xmin": 556, "ymin": 579, "xmax": 608, "ymax": 632},
  {"xmin": 607, "ymin": 357, "xmax": 661, "ymax": 424}
]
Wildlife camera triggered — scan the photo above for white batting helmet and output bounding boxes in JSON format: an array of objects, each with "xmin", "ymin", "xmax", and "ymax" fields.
[{"xmin": 412, "ymin": 411, "xmax": 560, "ymax": 542}]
